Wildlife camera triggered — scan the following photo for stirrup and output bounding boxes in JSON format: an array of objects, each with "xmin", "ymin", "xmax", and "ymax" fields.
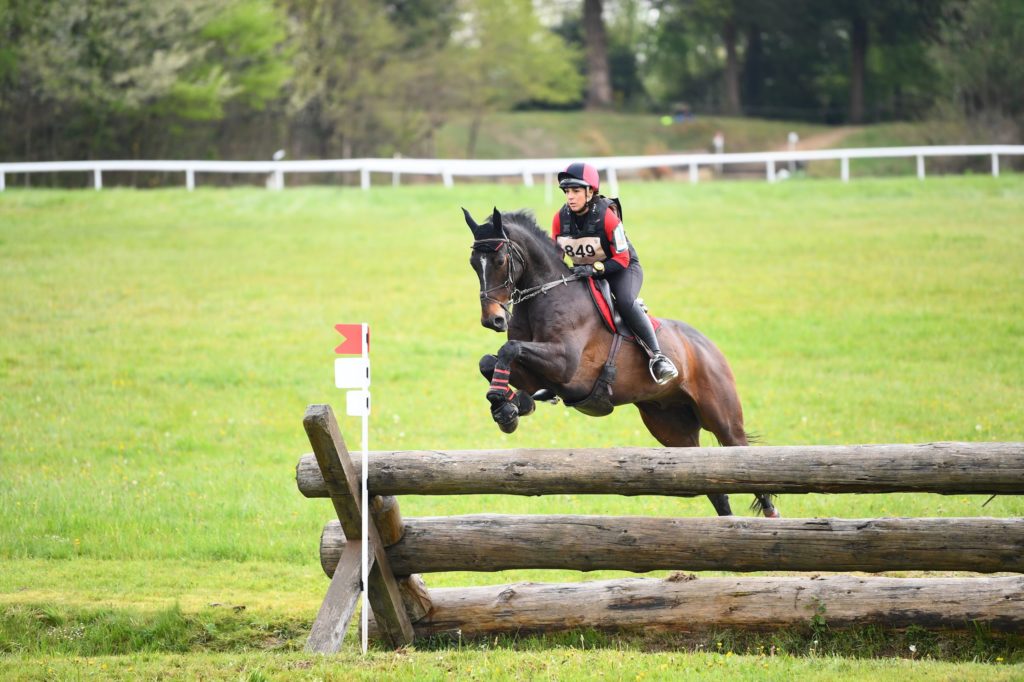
[{"xmin": 649, "ymin": 354, "xmax": 678, "ymax": 385}]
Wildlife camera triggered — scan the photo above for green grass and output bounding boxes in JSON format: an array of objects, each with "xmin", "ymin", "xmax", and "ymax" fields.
[{"xmin": 1, "ymin": 176, "xmax": 1023, "ymax": 677}]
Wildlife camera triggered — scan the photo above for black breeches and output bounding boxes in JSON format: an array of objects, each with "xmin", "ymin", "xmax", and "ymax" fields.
[{"xmin": 607, "ymin": 261, "xmax": 643, "ymax": 315}]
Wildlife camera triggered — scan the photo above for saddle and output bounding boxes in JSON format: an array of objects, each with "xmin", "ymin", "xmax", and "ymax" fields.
[
  {"xmin": 562, "ymin": 279, "xmax": 662, "ymax": 418},
  {"xmin": 585, "ymin": 278, "xmax": 662, "ymax": 336}
]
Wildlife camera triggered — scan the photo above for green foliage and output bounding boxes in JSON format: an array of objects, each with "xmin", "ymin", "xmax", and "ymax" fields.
[
  {"xmin": 452, "ymin": 0, "xmax": 584, "ymax": 122},
  {"xmin": 0, "ymin": 0, "xmax": 289, "ymax": 161},
  {"xmin": 931, "ymin": 0, "xmax": 1024, "ymax": 135}
]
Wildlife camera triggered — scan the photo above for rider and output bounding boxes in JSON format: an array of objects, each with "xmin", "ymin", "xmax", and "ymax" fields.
[{"xmin": 552, "ymin": 162, "xmax": 679, "ymax": 384}]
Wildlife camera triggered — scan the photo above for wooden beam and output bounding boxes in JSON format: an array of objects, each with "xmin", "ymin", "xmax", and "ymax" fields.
[
  {"xmin": 303, "ymin": 405, "xmax": 414, "ymax": 649},
  {"xmin": 320, "ymin": 515, "xmax": 1024, "ymax": 576},
  {"xmin": 296, "ymin": 442, "xmax": 1024, "ymax": 498},
  {"xmin": 305, "ymin": 539, "xmax": 365, "ymax": 652},
  {"xmin": 398, "ymin": 575, "xmax": 1024, "ymax": 637}
]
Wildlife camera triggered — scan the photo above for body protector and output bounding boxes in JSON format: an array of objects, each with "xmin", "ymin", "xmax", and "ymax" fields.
[{"xmin": 553, "ymin": 195, "xmax": 636, "ymax": 273}]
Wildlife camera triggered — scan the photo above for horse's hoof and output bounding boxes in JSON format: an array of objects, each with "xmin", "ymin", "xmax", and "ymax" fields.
[
  {"xmin": 497, "ymin": 415, "xmax": 519, "ymax": 434},
  {"xmin": 490, "ymin": 399, "xmax": 519, "ymax": 433},
  {"xmin": 764, "ymin": 509, "xmax": 782, "ymax": 518}
]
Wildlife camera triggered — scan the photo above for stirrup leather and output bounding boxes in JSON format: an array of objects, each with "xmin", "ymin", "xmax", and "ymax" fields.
[{"xmin": 649, "ymin": 354, "xmax": 678, "ymax": 385}]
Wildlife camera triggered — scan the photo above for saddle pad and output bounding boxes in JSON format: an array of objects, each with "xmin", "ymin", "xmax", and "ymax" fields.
[{"xmin": 586, "ymin": 279, "xmax": 662, "ymax": 336}]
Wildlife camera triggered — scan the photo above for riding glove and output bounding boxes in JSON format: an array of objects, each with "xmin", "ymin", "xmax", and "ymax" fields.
[{"xmin": 572, "ymin": 264, "xmax": 597, "ymax": 278}]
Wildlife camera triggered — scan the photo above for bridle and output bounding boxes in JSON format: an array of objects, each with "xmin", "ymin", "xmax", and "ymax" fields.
[{"xmin": 471, "ymin": 233, "xmax": 580, "ymax": 319}]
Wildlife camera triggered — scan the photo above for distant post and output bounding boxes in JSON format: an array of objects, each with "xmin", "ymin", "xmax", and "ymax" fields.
[
  {"xmin": 787, "ymin": 131, "xmax": 799, "ymax": 174},
  {"xmin": 712, "ymin": 131, "xmax": 725, "ymax": 175}
]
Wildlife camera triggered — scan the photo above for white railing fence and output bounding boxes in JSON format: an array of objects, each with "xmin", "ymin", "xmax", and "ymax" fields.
[{"xmin": 1, "ymin": 145, "xmax": 1020, "ymax": 196}]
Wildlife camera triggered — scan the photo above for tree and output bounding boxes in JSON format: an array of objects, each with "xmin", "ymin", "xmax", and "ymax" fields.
[
  {"xmin": 454, "ymin": 0, "xmax": 583, "ymax": 156},
  {"xmin": 932, "ymin": 0, "xmax": 1024, "ymax": 137},
  {"xmin": 583, "ymin": 0, "xmax": 612, "ymax": 109},
  {"xmin": 0, "ymin": 0, "xmax": 290, "ymax": 162}
]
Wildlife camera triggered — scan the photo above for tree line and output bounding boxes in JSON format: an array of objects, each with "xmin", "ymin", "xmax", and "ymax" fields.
[{"xmin": 0, "ymin": 0, "xmax": 1020, "ymax": 166}]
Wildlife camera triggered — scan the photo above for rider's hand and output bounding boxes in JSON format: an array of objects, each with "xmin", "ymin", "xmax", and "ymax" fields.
[{"xmin": 572, "ymin": 265, "xmax": 595, "ymax": 278}]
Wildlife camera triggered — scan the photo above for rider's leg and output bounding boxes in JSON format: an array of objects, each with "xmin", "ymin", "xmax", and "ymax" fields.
[{"xmin": 608, "ymin": 264, "xmax": 678, "ymax": 385}]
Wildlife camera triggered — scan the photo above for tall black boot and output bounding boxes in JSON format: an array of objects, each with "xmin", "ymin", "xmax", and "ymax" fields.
[{"xmin": 620, "ymin": 300, "xmax": 678, "ymax": 384}]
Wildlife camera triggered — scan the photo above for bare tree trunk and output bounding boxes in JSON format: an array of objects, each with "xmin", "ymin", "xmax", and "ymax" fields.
[
  {"xmin": 849, "ymin": 12, "xmax": 867, "ymax": 123},
  {"xmin": 583, "ymin": 0, "xmax": 612, "ymax": 109},
  {"xmin": 467, "ymin": 112, "xmax": 484, "ymax": 159},
  {"xmin": 722, "ymin": 18, "xmax": 741, "ymax": 116}
]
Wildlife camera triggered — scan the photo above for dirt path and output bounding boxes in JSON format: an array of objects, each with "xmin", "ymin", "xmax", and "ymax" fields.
[{"xmin": 778, "ymin": 126, "xmax": 864, "ymax": 151}]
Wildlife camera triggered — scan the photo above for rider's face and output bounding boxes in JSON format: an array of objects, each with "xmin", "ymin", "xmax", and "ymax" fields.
[{"xmin": 563, "ymin": 186, "xmax": 592, "ymax": 213}]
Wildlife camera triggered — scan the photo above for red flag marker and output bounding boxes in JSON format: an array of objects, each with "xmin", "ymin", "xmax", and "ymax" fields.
[{"xmin": 334, "ymin": 323, "xmax": 366, "ymax": 355}]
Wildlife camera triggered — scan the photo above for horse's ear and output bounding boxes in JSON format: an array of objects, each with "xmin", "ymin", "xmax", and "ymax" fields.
[
  {"xmin": 462, "ymin": 207, "xmax": 480, "ymax": 235},
  {"xmin": 491, "ymin": 207, "xmax": 502, "ymax": 233}
]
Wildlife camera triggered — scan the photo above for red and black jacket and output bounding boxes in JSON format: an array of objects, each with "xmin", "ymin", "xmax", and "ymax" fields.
[{"xmin": 551, "ymin": 196, "xmax": 637, "ymax": 277}]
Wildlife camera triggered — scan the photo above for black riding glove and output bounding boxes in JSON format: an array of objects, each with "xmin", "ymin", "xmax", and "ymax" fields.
[{"xmin": 572, "ymin": 265, "xmax": 596, "ymax": 278}]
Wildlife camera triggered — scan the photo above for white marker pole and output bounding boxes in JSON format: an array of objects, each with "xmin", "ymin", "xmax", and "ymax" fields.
[
  {"xmin": 359, "ymin": 322, "xmax": 369, "ymax": 655},
  {"xmin": 334, "ymin": 322, "xmax": 371, "ymax": 654}
]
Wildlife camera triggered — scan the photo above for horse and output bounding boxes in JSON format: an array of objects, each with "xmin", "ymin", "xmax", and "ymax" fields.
[{"xmin": 464, "ymin": 206, "xmax": 779, "ymax": 518}]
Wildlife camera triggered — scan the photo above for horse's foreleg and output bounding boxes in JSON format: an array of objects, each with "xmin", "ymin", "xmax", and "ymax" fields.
[{"xmin": 485, "ymin": 341, "xmax": 573, "ymax": 433}]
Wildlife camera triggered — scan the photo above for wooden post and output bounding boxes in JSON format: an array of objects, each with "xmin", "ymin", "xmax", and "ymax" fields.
[
  {"xmin": 302, "ymin": 404, "xmax": 413, "ymax": 652},
  {"xmin": 841, "ymin": 156, "xmax": 850, "ymax": 182}
]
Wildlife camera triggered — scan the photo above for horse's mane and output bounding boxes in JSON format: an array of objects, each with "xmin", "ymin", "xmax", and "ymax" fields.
[{"xmin": 499, "ymin": 209, "xmax": 565, "ymax": 262}]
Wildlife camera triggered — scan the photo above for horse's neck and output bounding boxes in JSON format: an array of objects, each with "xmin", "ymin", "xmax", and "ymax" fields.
[
  {"xmin": 513, "ymin": 234, "xmax": 594, "ymax": 342},
  {"xmin": 516, "ymin": 234, "xmax": 567, "ymax": 289}
]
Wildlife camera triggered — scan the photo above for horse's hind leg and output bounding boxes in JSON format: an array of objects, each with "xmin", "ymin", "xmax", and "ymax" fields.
[
  {"xmin": 636, "ymin": 402, "xmax": 733, "ymax": 517},
  {"xmin": 694, "ymin": 387, "xmax": 779, "ymax": 518}
]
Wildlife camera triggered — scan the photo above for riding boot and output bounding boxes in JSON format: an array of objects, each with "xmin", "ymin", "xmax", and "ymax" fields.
[{"xmin": 620, "ymin": 300, "xmax": 678, "ymax": 385}]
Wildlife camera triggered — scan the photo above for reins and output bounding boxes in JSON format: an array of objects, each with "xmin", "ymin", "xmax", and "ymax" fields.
[{"xmin": 471, "ymin": 235, "xmax": 580, "ymax": 318}]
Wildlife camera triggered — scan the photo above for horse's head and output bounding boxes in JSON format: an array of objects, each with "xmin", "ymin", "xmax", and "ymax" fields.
[{"xmin": 464, "ymin": 207, "xmax": 519, "ymax": 332}]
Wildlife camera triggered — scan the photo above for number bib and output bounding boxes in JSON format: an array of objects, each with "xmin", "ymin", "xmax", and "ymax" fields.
[{"xmin": 557, "ymin": 235, "xmax": 606, "ymax": 265}]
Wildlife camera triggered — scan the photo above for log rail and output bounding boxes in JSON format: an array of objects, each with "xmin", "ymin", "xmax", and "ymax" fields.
[{"xmin": 297, "ymin": 442, "xmax": 1024, "ymax": 497}]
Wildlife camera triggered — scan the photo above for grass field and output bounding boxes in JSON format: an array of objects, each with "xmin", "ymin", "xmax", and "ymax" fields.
[{"xmin": 2, "ymin": 175, "xmax": 1023, "ymax": 679}]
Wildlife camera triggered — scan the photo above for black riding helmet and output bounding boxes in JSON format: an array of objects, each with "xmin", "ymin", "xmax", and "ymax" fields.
[{"xmin": 557, "ymin": 162, "xmax": 600, "ymax": 192}]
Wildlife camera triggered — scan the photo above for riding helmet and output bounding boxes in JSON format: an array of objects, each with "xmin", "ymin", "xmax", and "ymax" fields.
[{"xmin": 558, "ymin": 162, "xmax": 600, "ymax": 192}]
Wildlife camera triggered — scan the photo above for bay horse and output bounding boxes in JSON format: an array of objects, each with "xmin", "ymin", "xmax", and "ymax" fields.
[{"xmin": 464, "ymin": 207, "xmax": 779, "ymax": 518}]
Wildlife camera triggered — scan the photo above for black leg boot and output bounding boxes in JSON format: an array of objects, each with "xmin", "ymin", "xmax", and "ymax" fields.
[{"xmin": 620, "ymin": 300, "xmax": 678, "ymax": 384}]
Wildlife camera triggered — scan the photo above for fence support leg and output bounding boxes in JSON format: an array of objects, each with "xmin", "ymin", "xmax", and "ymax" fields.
[
  {"xmin": 522, "ymin": 171, "xmax": 533, "ymax": 187},
  {"xmin": 186, "ymin": 169, "xmax": 195, "ymax": 191},
  {"xmin": 0, "ymin": 171, "xmax": 5, "ymax": 191},
  {"xmin": 841, "ymin": 156, "xmax": 850, "ymax": 183},
  {"xmin": 360, "ymin": 169, "xmax": 370, "ymax": 191},
  {"xmin": 442, "ymin": 171, "xmax": 453, "ymax": 188},
  {"xmin": 917, "ymin": 155, "xmax": 925, "ymax": 180},
  {"xmin": 992, "ymin": 154, "xmax": 1000, "ymax": 178},
  {"xmin": 689, "ymin": 163, "xmax": 698, "ymax": 184},
  {"xmin": 93, "ymin": 169, "xmax": 102, "ymax": 190},
  {"xmin": 766, "ymin": 160, "xmax": 776, "ymax": 183},
  {"xmin": 303, "ymin": 405, "xmax": 414, "ymax": 651}
]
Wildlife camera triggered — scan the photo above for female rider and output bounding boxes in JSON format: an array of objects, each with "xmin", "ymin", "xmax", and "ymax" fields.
[{"xmin": 552, "ymin": 162, "xmax": 678, "ymax": 384}]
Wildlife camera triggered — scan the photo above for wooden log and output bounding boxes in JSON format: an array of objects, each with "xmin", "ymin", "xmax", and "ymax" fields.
[
  {"xmin": 296, "ymin": 442, "xmax": 1024, "ymax": 498},
  {"xmin": 396, "ymin": 575, "xmax": 1024, "ymax": 637},
  {"xmin": 371, "ymin": 495, "xmax": 405, "ymax": 547},
  {"xmin": 320, "ymin": 515, "xmax": 1024, "ymax": 576}
]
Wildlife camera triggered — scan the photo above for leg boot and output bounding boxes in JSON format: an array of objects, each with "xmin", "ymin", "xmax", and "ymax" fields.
[{"xmin": 620, "ymin": 300, "xmax": 678, "ymax": 384}]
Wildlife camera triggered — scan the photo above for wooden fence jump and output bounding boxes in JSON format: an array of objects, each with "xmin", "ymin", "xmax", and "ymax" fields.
[{"xmin": 297, "ymin": 404, "xmax": 1024, "ymax": 651}]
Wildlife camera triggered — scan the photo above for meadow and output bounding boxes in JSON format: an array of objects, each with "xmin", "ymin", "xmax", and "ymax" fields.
[{"xmin": 1, "ymin": 175, "xmax": 1023, "ymax": 679}]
